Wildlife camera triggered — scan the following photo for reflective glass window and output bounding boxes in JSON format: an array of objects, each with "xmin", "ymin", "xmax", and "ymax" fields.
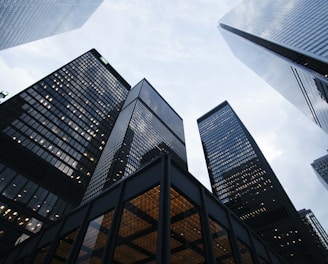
[
  {"xmin": 238, "ymin": 240, "xmax": 254, "ymax": 264},
  {"xmin": 51, "ymin": 228, "xmax": 79, "ymax": 263},
  {"xmin": 170, "ymin": 187, "xmax": 205, "ymax": 263},
  {"xmin": 113, "ymin": 185, "xmax": 160, "ymax": 263},
  {"xmin": 209, "ymin": 217, "xmax": 235, "ymax": 263},
  {"xmin": 77, "ymin": 210, "xmax": 115, "ymax": 263}
]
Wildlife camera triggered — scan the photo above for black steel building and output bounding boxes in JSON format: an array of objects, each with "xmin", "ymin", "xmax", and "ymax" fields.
[
  {"xmin": 0, "ymin": 49, "xmax": 130, "ymax": 253},
  {"xmin": 83, "ymin": 79, "xmax": 187, "ymax": 203},
  {"xmin": 0, "ymin": 156, "xmax": 286, "ymax": 264},
  {"xmin": 197, "ymin": 101, "xmax": 327, "ymax": 263},
  {"xmin": 298, "ymin": 208, "xmax": 328, "ymax": 260},
  {"xmin": 219, "ymin": 0, "xmax": 328, "ymax": 134}
]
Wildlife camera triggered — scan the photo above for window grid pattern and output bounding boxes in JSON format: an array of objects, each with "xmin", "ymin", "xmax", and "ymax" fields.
[
  {"xmin": 221, "ymin": 0, "xmax": 328, "ymax": 61},
  {"xmin": 1, "ymin": 51, "xmax": 128, "ymax": 186},
  {"xmin": 83, "ymin": 80, "xmax": 187, "ymax": 202},
  {"xmin": 113, "ymin": 185, "xmax": 160, "ymax": 264},
  {"xmin": 0, "ymin": 0, "xmax": 103, "ymax": 50},
  {"xmin": 1, "ymin": 160, "xmax": 285, "ymax": 263},
  {"xmin": 77, "ymin": 210, "xmax": 115, "ymax": 263}
]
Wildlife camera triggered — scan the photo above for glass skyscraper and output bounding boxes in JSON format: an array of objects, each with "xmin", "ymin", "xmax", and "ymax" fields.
[
  {"xmin": 83, "ymin": 79, "xmax": 187, "ymax": 203},
  {"xmin": 0, "ymin": 49, "xmax": 130, "ymax": 253},
  {"xmin": 219, "ymin": 0, "xmax": 328, "ymax": 134},
  {"xmin": 0, "ymin": 0, "xmax": 103, "ymax": 50},
  {"xmin": 197, "ymin": 101, "xmax": 327, "ymax": 263},
  {"xmin": 312, "ymin": 151, "xmax": 328, "ymax": 190}
]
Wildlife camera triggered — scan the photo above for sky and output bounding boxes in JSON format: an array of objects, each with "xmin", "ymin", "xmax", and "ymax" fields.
[{"xmin": 1, "ymin": 0, "xmax": 328, "ymax": 231}]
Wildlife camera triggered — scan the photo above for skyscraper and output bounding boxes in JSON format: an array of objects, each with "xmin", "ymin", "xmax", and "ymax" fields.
[
  {"xmin": 197, "ymin": 101, "xmax": 327, "ymax": 263},
  {"xmin": 0, "ymin": 156, "xmax": 286, "ymax": 264},
  {"xmin": 312, "ymin": 152, "xmax": 328, "ymax": 190},
  {"xmin": 219, "ymin": 0, "xmax": 328, "ymax": 134},
  {"xmin": 0, "ymin": 49, "xmax": 130, "ymax": 253},
  {"xmin": 299, "ymin": 209, "xmax": 328, "ymax": 256},
  {"xmin": 0, "ymin": 0, "xmax": 103, "ymax": 50},
  {"xmin": 83, "ymin": 79, "xmax": 187, "ymax": 203}
]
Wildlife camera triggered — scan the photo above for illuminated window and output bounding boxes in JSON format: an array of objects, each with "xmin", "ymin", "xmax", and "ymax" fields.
[
  {"xmin": 170, "ymin": 187, "xmax": 205, "ymax": 263},
  {"xmin": 113, "ymin": 185, "xmax": 160, "ymax": 263},
  {"xmin": 208, "ymin": 217, "xmax": 235, "ymax": 263},
  {"xmin": 51, "ymin": 229, "xmax": 79, "ymax": 263}
]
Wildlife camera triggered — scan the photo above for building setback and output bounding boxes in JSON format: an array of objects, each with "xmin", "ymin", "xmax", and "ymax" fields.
[
  {"xmin": 83, "ymin": 78, "xmax": 187, "ymax": 203},
  {"xmin": 219, "ymin": 0, "xmax": 328, "ymax": 134},
  {"xmin": 197, "ymin": 101, "xmax": 327, "ymax": 263},
  {"xmin": 311, "ymin": 152, "xmax": 328, "ymax": 190},
  {"xmin": 0, "ymin": 156, "xmax": 287, "ymax": 264},
  {"xmin": 0, "ymin": 49, "xmax": 130, "ymax": 253},
  {"xmin": 0, "ymin": 0, "xmax": 103, "ymax": 50}
]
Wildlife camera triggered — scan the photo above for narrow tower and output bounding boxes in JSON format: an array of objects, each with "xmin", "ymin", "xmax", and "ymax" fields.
[
  {"xmin": 83, "ymin": 79, "xmax": 187, "ymax": 202},
  {"xmin": 197, "ymin": 101, "xmax": 327, "ymax": 263}
]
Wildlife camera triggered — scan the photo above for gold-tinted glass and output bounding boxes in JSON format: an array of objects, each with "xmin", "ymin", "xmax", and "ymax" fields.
[
  {"xmin": 113, "ymin": 185, "xmax": 160, "ymax": 264},
  {"xmin": 209, "ymin": 217, "xmax": 235, "ymax": 264},
  {"xmin": 77, "ymin": 210, "xmax": 115, "ymax": 263},
  {"xmin": 238, "ymin": 240, "xmax": 254, "ymax": 264},
  {"xmin": 33, "ymin": 244, "xmax": 51, "ymax": 264},
  {"xmin": 170, "ymin": 187, "xmax": 205, "ymax": 263},
  {"xmin": 50, "ymin": 228, "xmax": 79, "ymax": 263}
]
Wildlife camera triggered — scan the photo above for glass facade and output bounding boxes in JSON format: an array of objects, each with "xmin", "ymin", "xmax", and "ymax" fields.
[
  {"xmin": 0, "ymin": 49, "xmax": 130, "ymax": 253},
  {"xmin": 219, "ymin": 0, "xmax": 328, "ymax": 134},
  {"xmin": 0, "ymin": 0, "xmax": 103, "ymax": 50},
  {"xmin": 0, "ymin": 156, "xmax": 286, "ymax": 264},
  {"xmin": 311, "ymin": 152, "xmax": 328, "ymax": 190},
  {"xmin": 197, "ymin": 101, "xmax": 327, "ymax": 263},
  {"xmin": 83, "ymin": 79, "xmax": 187, "ymax": 203}
]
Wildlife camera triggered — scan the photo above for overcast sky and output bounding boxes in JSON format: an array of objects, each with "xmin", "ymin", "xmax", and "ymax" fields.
[{"xmin": 1, "ymin": 0, "xmax": 328, "ymax": 231}]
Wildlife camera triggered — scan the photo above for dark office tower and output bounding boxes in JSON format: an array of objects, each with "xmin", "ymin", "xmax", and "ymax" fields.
[
  {"xmin": 298, "ymin": 209, "xmax": 328, "ymax": 260},
  {"xmin": 219, "ymin": 0, "xmax": 328, "ymax": 134},
  {"xmin": 83, "ymin": 79, "xmax": 187, "ymax": 203},
  {"xmin": 0, "ymin": 49, "xmax": 130, "ymax": 253},
  {"xmin": 312, "ymin": 152, "xmax": 328, "ymax": 190},
  {"xmin": 0, "ymin": 0, "xmax": 103, "ymax": 50},
  {"xmin": 197, "ymin": 101, "xmax": 327, "ymax": 263}
]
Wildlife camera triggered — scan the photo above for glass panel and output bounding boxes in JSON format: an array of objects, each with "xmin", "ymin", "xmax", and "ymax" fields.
[
  {"xmin": 238, "ymin": 240, "xmax": 254, "ymax": 264},
  {"xmin": 209, "ymin": 217, "xmax": 235, "ymax": 263},
  {"xmin": 51, "ymin": 229, "xmax": 79, "ymax": 263},
  {"xmin": 33, "ymin": 244, "xmax": 51, "ymax": 264},
  {"xmin": 170, "ymin": 187, "xmax": 205, "ymax": 263},
  {"xmin": 113, "ymin": 185, "xmax": 160, "ymax": 264},
  {"xmin": 77, "ymin": 210, "xmax": 115, "ymax": 263}
]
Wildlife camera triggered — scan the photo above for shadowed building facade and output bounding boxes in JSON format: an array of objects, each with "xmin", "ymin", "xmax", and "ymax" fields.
[
  {"xmin": 219, "ymin": 0, "xmax": 328, "ymax": 134},
  {"xmin": 0, "ymin": 49, "xmax": 130, "ymax": 253},
  {"xmin": 197, "ymin": 101, "xmax": 327, "ymax": 263},
  {"xmin": 0, "ymin": 0, "xmax": 103, "ymax": 50},
  {"xmin": 83, "ymin": 79, "xmax": 187, "ymax": 203},
  {"xmin": 298, "ymin": 208, "xmax": 328, "ymax": 258},
  {"xmin": 0, "ymin": 156, "xmax": 286, "ymax": 264}
]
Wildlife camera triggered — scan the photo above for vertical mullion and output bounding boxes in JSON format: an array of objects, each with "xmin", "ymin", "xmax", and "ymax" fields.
[{"xmin": 156, "ymin": 156, "xmax": 171, "ymax": 264}]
